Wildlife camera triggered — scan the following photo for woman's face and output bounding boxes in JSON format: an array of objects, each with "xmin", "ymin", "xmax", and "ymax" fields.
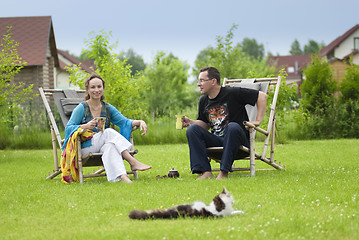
[{"xmin": 87, "ymin": 77, "xmax": 104, "ymax": 100}]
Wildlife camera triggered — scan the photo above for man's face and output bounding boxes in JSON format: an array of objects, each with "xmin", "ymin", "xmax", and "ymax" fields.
[{"xmin": 198, "ymin": 71, "xmax": 213, "ymax": 95}]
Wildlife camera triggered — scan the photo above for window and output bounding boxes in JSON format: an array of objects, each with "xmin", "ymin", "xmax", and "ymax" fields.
[
  {"xmin": 287, "ymin": 66, "xmax": 295, "ymax": 73},
  {"xmin": 355, "ymin": 37, "xmax": 359, "ymax": 50}
]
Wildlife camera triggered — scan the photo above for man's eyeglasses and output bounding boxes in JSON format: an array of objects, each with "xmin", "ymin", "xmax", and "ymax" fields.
[{"xmin": 197, "ymin": 78, "xmax": 213, "ymax": 84}]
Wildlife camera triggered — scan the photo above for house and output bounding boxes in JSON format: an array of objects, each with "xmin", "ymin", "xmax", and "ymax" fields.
[
  {"xmin": 320, "ymin": 24, "xmax": 359, "ymax": 81},
  {"xmin": 267, "ymin": 54, "xmax": 311, "ymax": 95},
  {"xmin": 0, "ymin": 16, "xmax": 93, "ymax": 92},
  {"xmin": 57, "ymin": 49, "xmax": 95, "ymax": 89},
  {"xmin": 0, "ymin": 16, "xmax": 59, "ymax": 92}
]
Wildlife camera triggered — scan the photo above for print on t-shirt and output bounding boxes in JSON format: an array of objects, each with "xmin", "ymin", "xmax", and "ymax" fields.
[{"xmin": 207, "ymin": 103, "xmax": 229, "ymax": 136}]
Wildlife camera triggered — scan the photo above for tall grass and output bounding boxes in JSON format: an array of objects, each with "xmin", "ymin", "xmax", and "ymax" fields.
[
  {"xmin": 132, "ymin": 120, "xmax": 187, "ymax": 145},
  {"xmin": 1, "ymin": 139, "xmax": 358, "ymax": 239}
]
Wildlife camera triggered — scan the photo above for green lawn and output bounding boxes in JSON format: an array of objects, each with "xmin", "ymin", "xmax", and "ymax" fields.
[{"xmin": 1, "ymin": 139, "xmax": 358, "ymax": 239}]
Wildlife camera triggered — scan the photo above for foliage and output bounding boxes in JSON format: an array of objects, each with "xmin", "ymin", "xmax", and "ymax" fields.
[
  {"xmin": 66, "ymin": 30, "xmax": 148, "ymax": 119},
  {"xmin": 78, "ymin": 50, "xmax": 94, "ymax": 61},
  {"xmin": 290, "ymin": 39, "xmax": 325, "ymax": 55},
  {"xmin": 241, "ymin": 37, "xmax": 265, "ymax": 60},
  {"xmin": 301, "ymin": 55, "xmax": 337, "ymax": 115},
  {"xmin": 0, "ymin": 26, "xmax": 35, "ymax": 125},
  {"xmin": 289, "ymin": 39, "xmax": 303, "ymax": 55},
  {"xmin": 144, "ymin": 51, "xmax": 197, "ymax": 121},
  {"xmin": 339, "ymin": 60, "xmax": 359, "ymax": 102},
  {"xmin": 303, "ymin": 39, "xmax": 324, "ymax": 55},
  {"xmin": 264, "ymin": 69, "xmax": 298, "ymax": 135},
  {"xmin": 193, "ymin": 24, "xmax": 275, "ymax": 80},
  {"xmin": 118, "ymin": 48, "xmax": 146, "ymax": 76}
]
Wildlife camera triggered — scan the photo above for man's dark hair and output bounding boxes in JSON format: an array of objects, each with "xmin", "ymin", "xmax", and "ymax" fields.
[{"xmin": 199, "ymin": 67, "xmax": 221, "ymax": 85}]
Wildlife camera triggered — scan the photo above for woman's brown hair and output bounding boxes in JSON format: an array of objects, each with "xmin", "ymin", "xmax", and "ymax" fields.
[{"xmin": 84, "ymin": 73, "xmax": 105, "ymax": 100}]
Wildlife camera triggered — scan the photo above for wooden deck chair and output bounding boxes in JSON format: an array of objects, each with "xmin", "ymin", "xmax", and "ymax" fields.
[
  {"xmin": 206, "ymin": 76, "xmax": 285, "ymax": 176},
  {"xmin": 39, "ymin": 87, "xmax": 139, "ymax": 183}
]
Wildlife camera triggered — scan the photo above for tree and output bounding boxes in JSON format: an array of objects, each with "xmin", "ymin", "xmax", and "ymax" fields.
[
  {"xmin": 193, "ymin": 24, "xmax": 275, "ymax": 80},
  {"xmin": 0, "ymin": 26, "xmax": 35, "ymax": 125},
  {"xmin": 339, "ymin": 59, "xmax": 359, "ymax": 101},
  {"xmin": 144, "ymin": 51, "xmax": 196, "ymax": 121},
  {"xmin": 289, "ymin": 39, "xmax": 303, "ymax": 55},
  {"xmin": 78, "ymin": 50, "xmax": 94, "ymax": 61},
  {"xmin": 118, "ymin": 48, "xmax": 146, "ymax": 76},
  {"xmin": 241, "ymin": 37, "xmax": 264, "ymax": 60},
  {"xmin": 66, "ymin": 30, "xmax": 147, "ymax": 119},
  {"xmin": 301, "ymin": 56, "xmax": 337, "ymax": 115},
  {"xmin": 303, "ymin": 40, "xmax": 322, "ymax": 55}
]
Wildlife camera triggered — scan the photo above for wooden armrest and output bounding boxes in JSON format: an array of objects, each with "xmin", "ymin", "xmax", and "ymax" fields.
[
  {"xmin": 132, "ymin": 125, "xmax": 139, "ymax": 131},
  {"xmin": 243, "ymin": 121, "xmax": 268, "ymax": 135}
]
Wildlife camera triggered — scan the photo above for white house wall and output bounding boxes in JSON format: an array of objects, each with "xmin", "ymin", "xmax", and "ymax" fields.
[
  {"xmin": 353, "ymin": 54, "xmax": 359, "ymax": 65},
  {"xmin": 335, "ymin": 29, "xmax": 359, "ymax": 59}
]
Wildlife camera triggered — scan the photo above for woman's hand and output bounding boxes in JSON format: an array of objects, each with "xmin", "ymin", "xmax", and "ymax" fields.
[
  {"xmin": 134, "ymin": 120, "xmax": 147, "ymax": 136},
  {"xmin": 82, "ymin": 118, "xmax": 96, "ymax": 130}
]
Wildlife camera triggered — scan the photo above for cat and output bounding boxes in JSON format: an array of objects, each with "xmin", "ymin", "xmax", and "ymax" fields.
[{"xmin": 128, "ymin": 187, "xmax": 244, "ymax": 220}]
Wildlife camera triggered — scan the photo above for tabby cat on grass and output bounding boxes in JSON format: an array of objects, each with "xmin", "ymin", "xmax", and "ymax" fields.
[{"xmin": 129, "ymin": 187, "xmax": 243, "ymax": 220}]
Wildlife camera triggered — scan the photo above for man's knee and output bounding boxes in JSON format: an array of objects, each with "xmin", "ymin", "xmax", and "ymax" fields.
[
  {"xmin": 226, "ymin": 122, "xmax": 242, "ymax": 134},
  {"xmin": 186, "ymin": 124, "xmax": 202, "ymax": 137}
]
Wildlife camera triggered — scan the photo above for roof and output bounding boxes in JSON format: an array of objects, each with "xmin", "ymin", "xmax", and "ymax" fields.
[
  {"xmin": 268, "ymin": 55, "xmax": 311, "ymax": 78},
  {"xmin": 57, "ymin": 49, "xmax": 96, "ymax": 74},
  {"xmin": 319, "ymin": 24, "xmax": 359, "ymax": 56},
  {"xmin": 343, "ymin": 49, "xmax": 359, "ymax": 60},
  {"xmin": 0, "ymin": 16, "xmax": 59, "ymax": 67}
]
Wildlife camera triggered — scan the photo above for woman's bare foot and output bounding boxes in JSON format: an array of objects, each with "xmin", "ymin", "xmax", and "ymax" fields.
[
  {"xmin": 122, "ymin": 150, "xmax": 152, "ymax": 171},
  {"xmin": 216, "ymin": 170, "xmax": 228, "ymax": 180},
  {"xmin": 130, "ymin": 161, "xmax": 152, "ymax": 171},
  {"xmin": 120, "ymin": 175, "xmax": 133, "ymax": 184},
  {"xmin": 196, "ymin": 171, "xmax": 214, "ymax": 180}
]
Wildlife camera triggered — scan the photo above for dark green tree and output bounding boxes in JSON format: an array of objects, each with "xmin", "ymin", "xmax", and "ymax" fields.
[
  {"xmin": 303, "ymin": 40, "xmax": 322, "ymax": 55},
  {"xmin": 289, "ymin": 39, "xmax": 303, "ymax": 55},
  {"xmin": 339, "ymin": 59, "xmax": 359, "ymax": 101},
  {"xmin": 119, "ymin": 48, "xmax": 146, "ymax": 76},
  {"xmin": 241, "ymin": 37, "xmax": 264, "ymax": 60},
  {"xmin": 301, "ymin": 56, "xmax": 337, "ymax": 115},
  {"xmin": 193, "ymin": 24, "xmax": 275, "ymax": 80},
  {"xmin": 78, "ymin": 50, "xmax": 94, "ymax": 61},
  {"xmin": 144, "ymin": 51, "xmax": 196, "ymax": 121}
]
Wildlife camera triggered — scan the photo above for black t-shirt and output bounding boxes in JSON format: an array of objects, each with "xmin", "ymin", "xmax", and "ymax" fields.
[{"xmin": 197, "ymin": 87, "xmax": 259, "ymax": 136}]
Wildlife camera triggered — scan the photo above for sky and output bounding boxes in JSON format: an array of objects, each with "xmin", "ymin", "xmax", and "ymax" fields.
[{"xmin": 1, "ymin": 0, "xmax": 359, "ymax": 68}]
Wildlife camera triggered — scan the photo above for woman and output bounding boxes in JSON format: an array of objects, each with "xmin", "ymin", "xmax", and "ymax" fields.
[{"xmin": 63, "ymin": 73, "xmax": 151, "ymax": 183}]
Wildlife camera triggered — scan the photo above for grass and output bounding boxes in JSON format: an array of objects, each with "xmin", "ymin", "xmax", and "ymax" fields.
[{"xmin": 1, "ymin": 139, "xmax": 358, "ymax": 240}]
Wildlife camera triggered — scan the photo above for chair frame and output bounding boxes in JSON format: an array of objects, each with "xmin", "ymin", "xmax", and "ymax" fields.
[
  {"xmin": 206, "ymin": 76, "xmax": 285, "ymax": 176},
  {"xmin": 39, "ymin": 87, "xmax": 138, "ymax": 183}
]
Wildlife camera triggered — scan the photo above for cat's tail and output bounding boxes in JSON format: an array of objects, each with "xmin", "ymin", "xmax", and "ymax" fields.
[{"xmin": 129, "ymin": 207, "xmax": 181, "ymax": 220}]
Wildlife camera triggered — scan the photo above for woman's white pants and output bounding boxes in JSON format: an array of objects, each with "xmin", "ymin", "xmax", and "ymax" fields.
[{"xmin": 81, "ymin": 128, "xmax": 132, "ymax": 182}]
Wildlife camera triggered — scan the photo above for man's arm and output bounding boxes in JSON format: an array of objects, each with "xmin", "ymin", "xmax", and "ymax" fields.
[{"xmin": 250, "ymin": 91, "xmax": 267, "ymax": 126}]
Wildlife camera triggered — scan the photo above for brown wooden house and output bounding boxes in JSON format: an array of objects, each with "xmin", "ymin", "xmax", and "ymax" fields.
[
  {"xmin": 320, "ymin": 24, "xmax": 359, "ymax": 82},
  {"xmin": 0, "ymin": 16, "xmax": 59, "ymax": 92}
]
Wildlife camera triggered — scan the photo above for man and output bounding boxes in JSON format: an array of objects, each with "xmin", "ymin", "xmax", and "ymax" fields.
[{"xmin": 182, "ymin": 67, "xmax": 267, "ymax": 180}]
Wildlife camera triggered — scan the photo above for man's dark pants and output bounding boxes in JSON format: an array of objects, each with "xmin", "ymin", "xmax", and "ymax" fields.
[{"xmin": 186, "ymin": 122, "xmax": 249, "ymax": 173}]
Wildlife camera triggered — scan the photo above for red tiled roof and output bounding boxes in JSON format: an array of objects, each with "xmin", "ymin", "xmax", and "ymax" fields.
[
  {"xmin": 0, "ymin": 16, "xmax": 58, "ymax": 66},
  {"xmin": 319, "ymin": 24, "xmax": 359, "ymax": 56},
  {"xmin": 57, "ymin": 49, "xmax": 96, "ymax": 74},
  {"xmin": 80, "ymin": 60, "xmax": 97, "ymax": 73},
  {"xmin": 268, "ymin": 55, "xmax": 311, "ymax": 77}
]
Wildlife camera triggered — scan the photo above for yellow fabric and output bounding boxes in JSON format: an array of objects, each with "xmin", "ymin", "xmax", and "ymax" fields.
[{"xmin": 60, "ymin": 128, "xmax": 95, "ymax": 183}]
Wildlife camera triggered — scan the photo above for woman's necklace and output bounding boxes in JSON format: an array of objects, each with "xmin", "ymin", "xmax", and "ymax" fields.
[{"xmin": 88, "ymin": 101, "xmax": 102, "ymax": 117}]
